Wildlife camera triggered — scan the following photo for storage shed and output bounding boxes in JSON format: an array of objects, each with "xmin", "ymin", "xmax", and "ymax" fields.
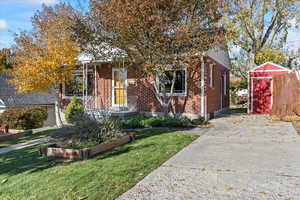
[{"xmin": 248, "ymin": 62, "xmax": 291, "ymax": 114}]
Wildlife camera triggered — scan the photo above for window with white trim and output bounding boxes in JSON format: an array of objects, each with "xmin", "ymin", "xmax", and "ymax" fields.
[
  {"xmin": 209, "ymin": 64, "xmax": 214, "ymax": 88},
  {"xmin": 63, "ymin": 71, "xmax": 94, "ymax": 97},
  {"xmin": 158, "ymin": 69, "xmax": 187, "ymax": 95}
]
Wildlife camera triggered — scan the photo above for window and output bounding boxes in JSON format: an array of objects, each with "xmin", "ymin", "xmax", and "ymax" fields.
[
  {"xmin": 223, "ymin": 73, "xmax": 227, "ymax": 95},
  {"xmin": 158, "ymin": 69, "xmax": 186, "ymax": 95},
  {"xmin": 209, "ymin": 64, "xmax": 214, "ymax": 88},
  {"xmin": 64, "ymin": 71, "xmax": 94, "ymax": 97}
]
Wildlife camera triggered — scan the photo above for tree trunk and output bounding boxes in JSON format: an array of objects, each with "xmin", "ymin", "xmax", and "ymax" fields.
[
  {"xmin": 249, "ymin": 52, "xmax": 256, "ymax": 70},
  {"xmin": 54, "ymin": 86, "xmax": 64, "ymax": 127},
  {"xmin": 152, "ymin": 70, "xmax": 177, "ymax": 119}
]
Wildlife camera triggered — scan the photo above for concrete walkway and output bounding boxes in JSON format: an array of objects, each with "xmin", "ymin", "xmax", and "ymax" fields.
[
  {"xmin": 118, "ymin": 114, "xmax": 300, "ymax": 200},
  {"xmin": 0, "ymin": 137, "xmax": 51, "ymax": 155}
]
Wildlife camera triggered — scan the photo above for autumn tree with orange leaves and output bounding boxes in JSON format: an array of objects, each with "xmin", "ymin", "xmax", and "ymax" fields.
[
  {"xmin": 11, "ymin": 3, "xmax": 80, "ymax": 126},
  {"xmin": 89, "ymin": 0, "xmax": 225, "ymax": 117}
]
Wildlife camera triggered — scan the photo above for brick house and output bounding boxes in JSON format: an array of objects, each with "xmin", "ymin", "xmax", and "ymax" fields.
[{"xmin": 60, "ymin": 44, "xmax": 230, "ymax": 120}]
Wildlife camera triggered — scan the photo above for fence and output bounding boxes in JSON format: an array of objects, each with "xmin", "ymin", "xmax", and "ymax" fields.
[{"xmin": 271, "ymin": 73, "xmax": 300, "ymax": 119}]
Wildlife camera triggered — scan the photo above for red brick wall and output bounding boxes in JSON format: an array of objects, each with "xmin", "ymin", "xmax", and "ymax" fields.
[
  {"xmin": 127, "ymin": 62, "xmax": 201, "ymax": 115},
  {"xmin": 60, "ymin": 58, "xmax": 229, "ymax": 118},
  {"xmin": 205, "ymin": 57, "xmax": 230, "ymax": 115}
]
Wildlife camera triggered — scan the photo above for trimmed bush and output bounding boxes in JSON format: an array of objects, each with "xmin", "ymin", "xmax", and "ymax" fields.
[
  {"xmin": 115, "ymin": 114, "xmax": 194, "ymax": 129},
  {"xmin": 0, "ymin": 106, "xmax": 48, "ymax": 130},
  {"xmin": 64, "ymin": 97, "xmax": 84, "ymax": 123},
  {"xmin": 142, "ymin": 117, "xmax": 163, "ymax": 127}
]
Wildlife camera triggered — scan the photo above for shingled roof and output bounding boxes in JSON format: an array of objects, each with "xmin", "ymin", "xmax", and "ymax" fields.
[{"xmin": 0, "ymin": 73, "xmax": 55, "ymax": 107}]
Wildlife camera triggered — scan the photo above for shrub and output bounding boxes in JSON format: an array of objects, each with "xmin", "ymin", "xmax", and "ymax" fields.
[
  {"xmin": 142, "ymin": 117, "xmax": 163, "ymax": 127},
  {"xmin": 0, "ymin": 106, "xmax": 48, "ymax": 130},
  {"xmin": 119, "ymin": 114, "xmax": 146, "ymax": 129},
  {"xmin": 64, "ymin": 97, "xmax": 84, "ymax": 123},
  {"xmin": 192, "ymin": 117, "xmax": 206, "ymax": 125},
  {"xmin": 110, "ymin": 115, "xmax": 195, "ymax": 129}
]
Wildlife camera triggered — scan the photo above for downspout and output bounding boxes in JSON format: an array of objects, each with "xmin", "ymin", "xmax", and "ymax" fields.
[{"xmin": 200, "ymin": 55, "xmax": 206, "ymax": 119}]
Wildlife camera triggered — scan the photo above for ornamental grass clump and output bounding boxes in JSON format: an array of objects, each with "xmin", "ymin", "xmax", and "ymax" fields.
[{"xmin": 51, "ymin": 118, "xmax": 124, "ymax": 149}]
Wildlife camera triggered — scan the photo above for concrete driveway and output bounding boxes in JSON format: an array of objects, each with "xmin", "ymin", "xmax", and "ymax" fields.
[{"xmin": 118, "ymin": 114, "xmax": 300, "ymax": 200}]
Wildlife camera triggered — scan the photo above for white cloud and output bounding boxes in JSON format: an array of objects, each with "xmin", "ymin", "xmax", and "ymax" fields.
[
  {"xmin": 33, "ymin": 0, "xmax": 57, "ymax": 4},
  {"xmin": 0, "ymin": 20, "xmax": 8, "ymax": 30},
  {"xmin": 22, "ymin": 0, "xmax": 58, "ymax": 5}
]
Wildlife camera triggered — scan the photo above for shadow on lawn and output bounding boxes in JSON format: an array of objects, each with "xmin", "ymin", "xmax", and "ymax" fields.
[
  {"xmin": 96, "ymin": 128, "xmax": 177, "ymax": 160},
  {"xmin": 0, "ymin": 145, "xmax": 74, "ymax": 177},
  {"xmin": 0, "ymin": 128, "xmax": 179, "ymax": 176}
]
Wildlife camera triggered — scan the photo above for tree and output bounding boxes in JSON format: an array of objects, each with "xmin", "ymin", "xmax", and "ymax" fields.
[
  {"xmin": 89, "ymin": 0, "xmax": 225, "ymax": 117},
  {"xmin": 11, "ymin": 3, "xmax": 80, "ymax": 126},
  {"xmin": 255, "ymin": 47, "xmax": 291, "ymax": 66},
  {"xmin": 224, "ymin": 0, "xmax": 300, "ymax": 69},
  {"xmin": 0, "ymin": 48, "xmax": 12, "ymax": 72}
]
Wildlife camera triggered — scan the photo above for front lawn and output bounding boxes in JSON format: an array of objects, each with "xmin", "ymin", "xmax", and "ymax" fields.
[
  {"xmin": 0, "ymin": 128, "xmax": 197, "ymax": 200},
  {"xmin": 0, "ymin": 128, "xmax": 58, "ymax": 148}
]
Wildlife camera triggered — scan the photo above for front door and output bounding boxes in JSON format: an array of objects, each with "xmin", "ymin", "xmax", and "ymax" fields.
[
  {"xmin": 252, "ymin": 78, "xmax": 272, "ymax": 114},
  {"xmin": 112, "ymin": 68, "xmax": 127, "ymax": 109}
]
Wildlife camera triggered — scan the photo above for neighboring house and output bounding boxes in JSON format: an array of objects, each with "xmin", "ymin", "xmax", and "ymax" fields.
[
  {"xmin": 60, "ymin": 44, "xmax": 230, "ymax": 120},
  {"xmin": 0, "ymin": 73, "xmax": 56, "ymax": 127}
]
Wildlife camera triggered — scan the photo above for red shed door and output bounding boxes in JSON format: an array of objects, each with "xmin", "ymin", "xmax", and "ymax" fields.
[{"xmin": 252, "ymin": 78, "xmax": 272, "ymax": 114}]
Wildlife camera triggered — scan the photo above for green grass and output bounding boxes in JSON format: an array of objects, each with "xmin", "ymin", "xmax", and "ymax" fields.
[
  {"xmin": 0, "ymin": 128, "xmax": 197, "ymax": 200},
  {"xmin": 0, "ymin": 128, "xmax": 58, "ymax": 148}
]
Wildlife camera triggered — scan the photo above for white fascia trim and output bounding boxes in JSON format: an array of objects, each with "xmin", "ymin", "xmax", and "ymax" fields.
[
  {"xmin": 250, "ymin": 62, "xmax": 291, "ymax": 72},
  {"xmin": 250, "ymin": 76, "xmax": 272, "ymax": 79},
  {"xmin": 252, "ymin": 69, "xmax": 290, "ymax": 72}
]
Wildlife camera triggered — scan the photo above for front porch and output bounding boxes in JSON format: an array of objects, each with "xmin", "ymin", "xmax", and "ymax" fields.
[{"xmin": 62, "ymin": 62, "xmax": 140, "ymax": 119}]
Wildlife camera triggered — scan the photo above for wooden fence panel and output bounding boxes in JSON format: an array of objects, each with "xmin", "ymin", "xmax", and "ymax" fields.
[{"xmin": 271, "ymin": 73, "xmax": 300, "ymax": 119}]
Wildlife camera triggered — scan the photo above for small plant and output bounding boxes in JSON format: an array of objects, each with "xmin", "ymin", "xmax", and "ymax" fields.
[
  {"xmin": 64, "ymin": 97, "xmax": 84, "ymax": 123},
  {"xmin": 0, "ymin": 106, "xmax": 47, "ymax": 130}
]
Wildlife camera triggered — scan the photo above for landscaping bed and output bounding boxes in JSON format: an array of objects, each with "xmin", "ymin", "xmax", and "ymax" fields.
[
  {"xmin": 0, "ymin": 128, "xmax": 197, "ymax": 200},
  {"xmin": 113, "ymin": 114, "xmax": 211, "ymax": 129},
  {"xmin": 40, "ymin": 133, "xmax": 135, "ymax": 160}
]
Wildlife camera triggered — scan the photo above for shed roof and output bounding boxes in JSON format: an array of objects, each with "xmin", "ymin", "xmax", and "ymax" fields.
[
  {"xmin": 0, "ymin": 73, "xmax": 55, "ymax": 107},
  {"xmin": 250, "ymin": 62, "xmax": 291, "ymax": 72}
]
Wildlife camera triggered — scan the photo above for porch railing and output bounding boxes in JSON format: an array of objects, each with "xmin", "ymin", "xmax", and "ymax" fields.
[{"xmin": 83, "ymin": 95, "xmax": 138, "ymax": 121}]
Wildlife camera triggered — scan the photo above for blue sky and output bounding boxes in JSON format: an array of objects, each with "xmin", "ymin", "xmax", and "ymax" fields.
[
  {"xmin": 0, "ymin": 0, "xmax": 299, "ymax": 50},
  {"xmin": 0, "ymin": 0, "xmax": 84, "ymax": 48}
]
